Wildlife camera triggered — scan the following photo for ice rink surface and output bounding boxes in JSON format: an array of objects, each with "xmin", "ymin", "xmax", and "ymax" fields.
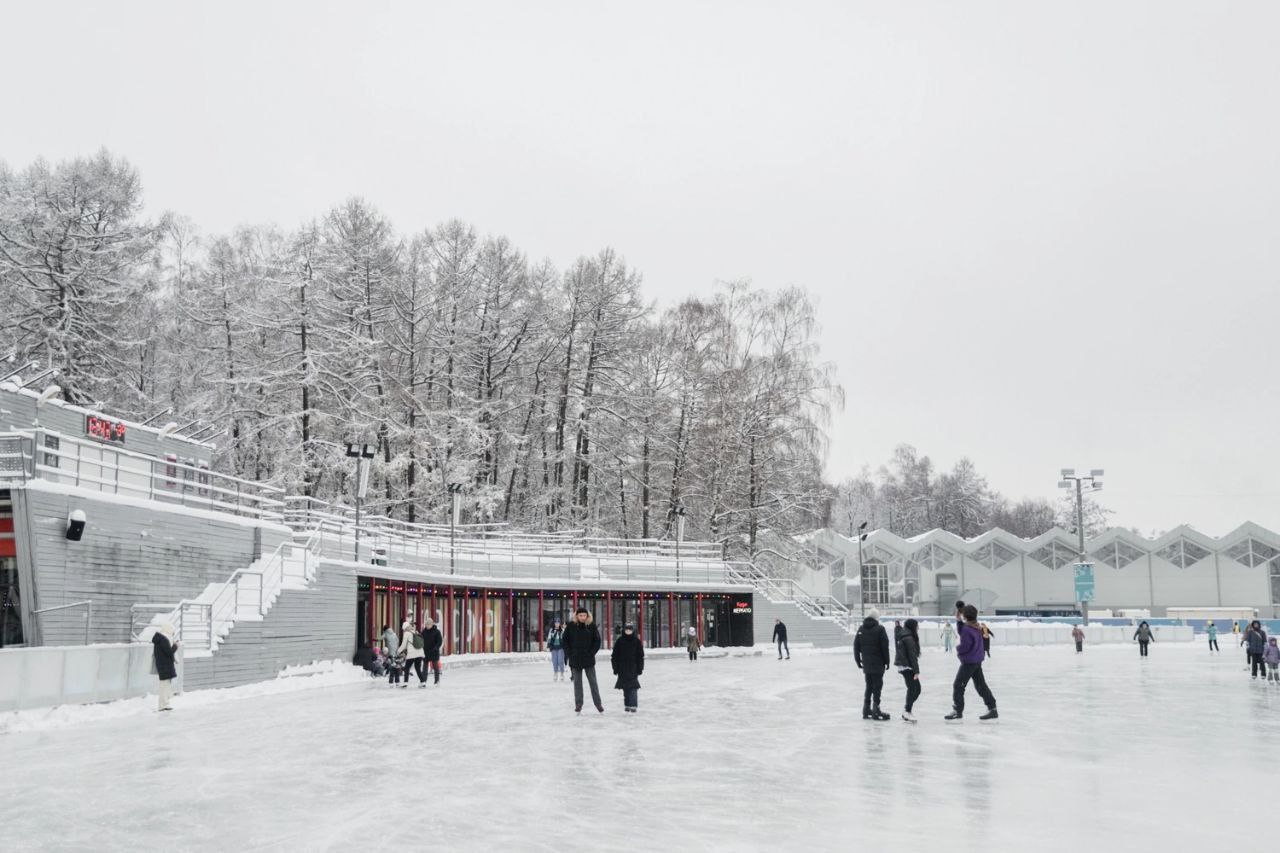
[{"xmin": 3, "ymin": 642, "xmax": 1279, "ymax": 852}]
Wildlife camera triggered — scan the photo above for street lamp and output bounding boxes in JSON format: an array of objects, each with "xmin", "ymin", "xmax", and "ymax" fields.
[
  {"xmin": 669, "ymin": 503, "xmax": 687, "ymax": 581},
  {"xmin": 856, "ymin": 521, "xmax": 869, "ymax": 617},
  {"xmin": 1058, "ymin": 468, "xmax": 1104, "ymax": 626},
  {"xmin": 346, "ymin": 442, "xmax": 377, "ymax": 562},
  {"xmin": 447, "ymin": 482, "xmax": 464, "ymax": 573}
]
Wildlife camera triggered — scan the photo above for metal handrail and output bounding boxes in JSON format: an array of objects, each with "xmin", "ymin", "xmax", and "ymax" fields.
[{"xmin": 32, "ymin": 600, "xmax": 93, "ymax": 645}]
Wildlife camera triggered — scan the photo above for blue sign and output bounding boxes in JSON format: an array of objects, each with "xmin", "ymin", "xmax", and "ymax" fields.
[{"xmin": 1073, "ymin": 562, "xmax": 1095, "ymax": 603}]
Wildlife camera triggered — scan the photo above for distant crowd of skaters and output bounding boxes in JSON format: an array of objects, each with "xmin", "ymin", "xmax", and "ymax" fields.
[{"xmin": 148, "ymin": 602, "xmax": 1280, "ymax": 714}]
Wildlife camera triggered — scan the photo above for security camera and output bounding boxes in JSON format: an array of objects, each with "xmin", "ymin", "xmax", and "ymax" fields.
[{"xmin": 66, "ymin": 509, "xmax": 87, "ymax": 542}]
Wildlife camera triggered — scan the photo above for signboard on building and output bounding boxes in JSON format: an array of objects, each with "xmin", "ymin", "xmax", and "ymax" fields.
[
  {"xmin": 1073, "ymin": 562, "xmax": 1096, "ymax": 603},
  {"xmin": 732, "ymin": 600, "xmax": 752, "ymax": 614},
  {"xmin": 85, "ymin": 414, "xmax": 127, "ymax": 444}
]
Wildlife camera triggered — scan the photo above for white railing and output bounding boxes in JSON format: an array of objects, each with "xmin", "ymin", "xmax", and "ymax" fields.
[
  {"xmin": 727, "ymin": 563, "xmax": 856, "ymax": 633},
  {"xmin": 166, "ymin": 529, "xmax": 323, "ymax": 652},
  {"xmin": 0, "ymin": 429, "xmax": 285, "ymax": 521}
]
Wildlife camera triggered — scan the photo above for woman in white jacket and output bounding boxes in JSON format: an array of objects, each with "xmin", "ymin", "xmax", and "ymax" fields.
[{"xmin": 399, "ymin": 620, "xmax": 426, "ymax": 687}]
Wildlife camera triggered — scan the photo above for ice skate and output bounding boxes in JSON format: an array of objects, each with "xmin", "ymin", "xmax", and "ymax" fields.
[
  {"xmin": 901, "ymin": 712, "xmax": 917, "ymax": 723},
  {"xmin": 979, "ymin": 708, "xmax": 999, "ymax": 720},
  {"xmin": 944, "ymin": 710, "xmax": 963, "ymax": 721}
]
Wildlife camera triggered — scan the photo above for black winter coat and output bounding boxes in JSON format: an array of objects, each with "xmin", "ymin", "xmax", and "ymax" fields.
[
  {"xmin": 772, "ymin": 622, "xmax": 788, "ymax": 642},
  {"xmin": 421, "ymin": 626, "xmax": 443, "ymax": 661},
  {"xmin": 563, "ymin": 621, "xmax": 601, "ymax": 669},
  {"xmin": 611, "ymin": 632, "xmax": 645, "ymax": 690},
  {"xmin": 853, "ymin": 617, "xmax": 890, "ymax": 671},
  {"xmin": 894, "ymin": 630, "xmax": 921, "ymax": 674},
  {"xmin": 152, "ymin": 632, "xmax": 178, "ymax": 681}
]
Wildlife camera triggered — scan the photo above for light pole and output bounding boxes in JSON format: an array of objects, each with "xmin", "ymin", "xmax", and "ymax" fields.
[
  {"xmin": 1058, "ymin": 468, "xmax": 1104, "ymax": 626},
  {"xmin": 447, "ymin": 482, "xmax": 464, "ymax": 574},
  {"xmin": 856, "ymin": 521, "xmax": 868, "ymax": 617},
  {"xmin": 670, "ymin": 503, "xmax": 687, "ymax": 582},
  {"xmin": 345, "ymin": 442, "xmax": 376, "ymax": 562}
]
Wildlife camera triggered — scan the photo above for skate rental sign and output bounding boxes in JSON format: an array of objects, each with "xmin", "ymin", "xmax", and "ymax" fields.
[{"xmin": 1073, "ymin": 562, "xmax": 1096, "ymax": 603}]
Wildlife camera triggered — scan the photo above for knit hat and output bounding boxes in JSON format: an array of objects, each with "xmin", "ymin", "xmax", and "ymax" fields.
[
  {"xmin": 623, "ymin": 623, "xmax": 634, "ymax": 631},
  {"xmin": 867, "ymin": 608, "xmax": 881, "ymax": 621},
  {"xmin": 575, "ymin": 607, "xmax": 589, "ymax": 615}
]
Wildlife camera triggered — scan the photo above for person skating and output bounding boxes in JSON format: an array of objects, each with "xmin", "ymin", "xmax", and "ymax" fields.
[
  {"xmin": 980, "ymin": 621, "xmax": 994, "ymax": 658},
  {"xmin": 611, "ymin": 623, "xmax": 645, "ymax": 712},
  {"xmin": 773, "ymin": 619, "xmax": 790, "ymax": 659},
  {"xmin": 381, "ymin": 623, "xmax": 399, "ymax": 659},
  {"xmin": 1207, "ymin": 621, "xmax": 1220, "ymax": 654},
  {"xmin": 1072, "ymin": 624, "xmax": 1085, "ymax": 654},
  {"xmin": 894, "ymin": 618, "xmax": 922, "ymax": 722},
  {"xmin": 563, "ymin": 607, "xmax": 604, "ymax": 713},
  {"xmin": 853, "ymin": 608, "xmax": 891, "ymax": 721},
  {"xmin": 1244, "ymin": 620, "xmax": 1268, "ymax": 680},
  {"xmin": 686, "ymin": 626, "xmax": 701, "ymax": 661},
  {"xmin": 1264, "ymin": 636, "xmax": 1280, "ymax": 684},
  {"xmin": 422, "ymin": 617, "xmax": 443, "ymax": 684},
  {"xmin": 400, "ymin": 620, "xmax": 426, "ymax": 687},
  {"xmin": 945, "ymin": 605, "xmax": 998, "ymax": 721},
  {"xmin": 547, "ymin": 619, "xmax": 567, "ymax": 681},
  {"xmin": 151, "ymin": 623, "xmax": 179, "ymax": 712},
  {"xmin": 1133, "ymin": 621, "xmax": 1154, "ymax": 657},
  {"xmin": 940, "ymin": 620, "xmax": 955, "ymax": 653}
]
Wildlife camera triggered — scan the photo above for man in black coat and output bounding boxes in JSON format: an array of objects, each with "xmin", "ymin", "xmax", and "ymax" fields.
[
  {"xmin": 562, "ymin": 607, "xmax": 604, "ymax": 713},
  {"xmin": 610, "ymin": 623, "xmax": 645, "ymax": 713},
  {"xmin": 772, "ymin": 619, "xmax": 790, "ymax": 660},
  {"xmin": 422, "ymin": 617, "xmax": 444, "ymax": 684},
  {"xmin": 151, "ymin": 625, "xmax": 179, "ymax": 712},
  {"xmin": 853, "ymin": 609, "xmax": 891, "ymax": 720}
]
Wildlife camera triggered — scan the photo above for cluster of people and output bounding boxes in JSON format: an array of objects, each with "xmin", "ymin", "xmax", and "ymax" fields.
[
  {"xmin": 353, "ymin": 618, "xmax": 444, "ymax": 687},
  {"xmin": 852, "ymin": 601, "xmax": 998, "ymax": 723},
  {"xmin": 546, "ymin": 608, "xmax": 646, "ymax": 713}
]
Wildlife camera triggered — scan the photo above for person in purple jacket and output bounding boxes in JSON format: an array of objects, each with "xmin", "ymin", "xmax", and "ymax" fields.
[{"xmin": 945, "ymin": 604, "xmax": 998, "ymax": 721}]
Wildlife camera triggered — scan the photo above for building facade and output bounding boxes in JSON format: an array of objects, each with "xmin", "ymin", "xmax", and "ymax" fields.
[{"xmin": 808, "ymin": 525, "xmax": 1280, "ymax": 618}]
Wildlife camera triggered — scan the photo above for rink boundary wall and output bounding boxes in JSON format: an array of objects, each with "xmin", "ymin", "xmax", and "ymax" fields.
[{"xmin": 0, "ymin": 642, "xmax": 177, "ymax": 712}]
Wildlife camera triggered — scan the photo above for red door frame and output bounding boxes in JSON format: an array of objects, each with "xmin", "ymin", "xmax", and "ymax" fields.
[
  {"xmin": 538, "ymin": 590, "xmax": 545, "ymax": 651},
  {"xmin": 448, "ymin": 586, "xmax": 455, "ymax": 655},
  {"xmin": 507, "ymin": 590, "xmax": 514, "ymax": 653},
  {"xmin": 668, "ymin": 594, "xmax": 675, "ymax": 647},
  {"xmin": 696, "ymin": 593, "xmax": 703, "ymax": 645},
  {"xmin": 367, "ymin": 579, "xmax": 376, "ymax": 645},
  {"xmin": 605, "ymin": 590, "xmax": 612, "ymax": 648},
  {"xmin": 638, "ymin": 591, "xmax": 645, "ymax": 647}
]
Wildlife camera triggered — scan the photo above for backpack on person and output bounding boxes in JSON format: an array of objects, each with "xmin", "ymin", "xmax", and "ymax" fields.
[{"xmin": 412, "ymin": 630, "xmax": 424, "ymax": 651}]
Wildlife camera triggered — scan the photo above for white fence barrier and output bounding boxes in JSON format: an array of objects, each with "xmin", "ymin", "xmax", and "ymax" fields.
[
  {"xmin": 0, "ymin": 643, "xmax": 180, "ymax": 713},
  {"xmin": 909, "ymin": 622, "xmax": 1193, "ymax": 648}
]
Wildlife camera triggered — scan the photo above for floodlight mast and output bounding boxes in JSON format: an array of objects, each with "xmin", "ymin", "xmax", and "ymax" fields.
[{"xmin": 1058, "ymin": 467, "xmax": 1105, "ymax": 626}]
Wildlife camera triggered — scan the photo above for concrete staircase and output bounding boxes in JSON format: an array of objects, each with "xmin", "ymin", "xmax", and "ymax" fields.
[{"xmin": 754, "ymin": 595, "xmax": 853, "ymax": 648}]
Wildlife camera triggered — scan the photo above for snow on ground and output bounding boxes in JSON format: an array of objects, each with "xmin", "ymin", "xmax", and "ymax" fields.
[{"xmin": 2, "ymin": 644, "xmax": 1278, "ymax": 852}]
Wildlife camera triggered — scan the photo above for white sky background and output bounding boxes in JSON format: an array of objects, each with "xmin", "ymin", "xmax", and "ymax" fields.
[{"xmin": 2, "ymin": 1, "xmax": 1277, "ymax": 537}]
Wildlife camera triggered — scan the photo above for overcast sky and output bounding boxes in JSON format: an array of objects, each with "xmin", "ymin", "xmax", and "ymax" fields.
[{"xmin": 3, "ymin": 1, "xmax": 1277, "ymax": 537}]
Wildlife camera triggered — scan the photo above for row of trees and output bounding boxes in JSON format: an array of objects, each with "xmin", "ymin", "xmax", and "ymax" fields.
[
  {"xmin": 0, "ymin": 151, "xmax": 842, "ymax": 556},
  {"xmin": 827, "ymin": 444, "xmax": 1113, "ymax": 541}
]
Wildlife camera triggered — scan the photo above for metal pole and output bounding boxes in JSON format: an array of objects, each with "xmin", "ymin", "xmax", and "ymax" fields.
[
  {"xmin": 354, "ymin": 457, "xmax": 362, "ymax": 564},
  {"xmin": 858, "ymin": 535, "xmax": 866, "ymax": 618},
  {"xmin": 1076, "ymin": 478, "xmax": 1089, "ymax": 627}
]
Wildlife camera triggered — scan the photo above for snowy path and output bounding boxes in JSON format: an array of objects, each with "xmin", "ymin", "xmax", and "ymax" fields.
[{"xmin": 2, "ymin": 644, "xmax": 1278, "ymax": 851}]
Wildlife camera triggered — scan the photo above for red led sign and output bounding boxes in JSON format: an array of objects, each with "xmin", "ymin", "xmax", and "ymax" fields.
[{"xmin": 86, "ymin": 415, "xmax": 127, "ymax": 444}]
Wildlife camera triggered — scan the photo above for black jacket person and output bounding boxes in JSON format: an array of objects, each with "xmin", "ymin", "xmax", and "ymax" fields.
[{"xmin": 853, "ymin": 611, "xmax": 891, "ymax": 719}]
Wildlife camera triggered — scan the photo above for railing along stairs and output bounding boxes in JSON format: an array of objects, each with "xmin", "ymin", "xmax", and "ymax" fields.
[
  {"xmin": 727, "ymin": 562, "xmax": 857, "ymax": 634},
  {"xmin": 136, "ymin": 529, "xmax": 323, "ymax": 656}
]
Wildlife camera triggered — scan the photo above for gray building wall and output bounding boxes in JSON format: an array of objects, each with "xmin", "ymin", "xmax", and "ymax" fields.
[
  {"xmin": 184, "ymin": 563, "xmax": 357, "ymax": 690},
  {"xmin": 11, "ymin": 483, "xmax": 291, "ymax": 646}
]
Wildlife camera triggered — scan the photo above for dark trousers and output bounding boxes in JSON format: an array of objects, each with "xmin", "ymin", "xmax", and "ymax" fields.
[
  {"xmin": 688, "ymin": 649, "xmax": 698, "ymax": 661},
  {"xmin": 863, "ymin": 671, "xmax": 884, "ymax": 712},
  {"xmin": 1209, "ymin": 638, "xmax": 1219, "ymax": 652},
  {"xmin": 572, "ymin": 666, "xmax": 602, "ymax": 709},
  {"xmin": 982, "ymin": 638, "xmax": 991, "ymax": 657},
  {"xmin": 1139, "ymin": 641, "xmax": 1149, "ymax": 657},
  {"xmin": 426, "ymin": 658, "xmax": 441, "ymax": 682},
  {"xmin": 404, "ymin": 658, "xmax": 425, "ymax": 683},
  {"xmin": 1075, "ymin": 640, "xmax": 1083, "ymax": 653},
  {"xmin": 777, "ymin": 638, "xmax": 789, "ymax": 658},
  {"xmin": 1250, "ymin": 652, "xmax": 1267, "ymax": 677},
  {"xmin": 899, "ymin": 670, "xmax": 921, "ymax": 712},
  {"xmin": 623, "ymin": 687, "xmax": 638, "ymax": 709},
  {"xmin": 952, "ymin": 663, "xmax": 996, "ymax": 714}
]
